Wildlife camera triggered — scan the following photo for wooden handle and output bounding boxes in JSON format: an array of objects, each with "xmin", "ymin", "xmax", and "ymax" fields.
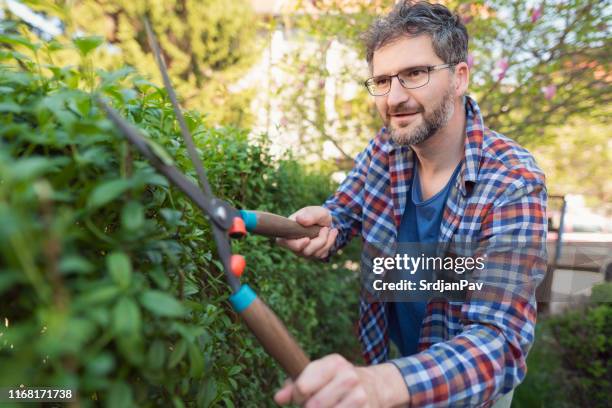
[
  {"xmin": 249, "ymin": 210, "xmax": 322, "ymax": 239},
  {"xmin": 239, "ymin": 297, "xmax": 310, "ymax": 379}
]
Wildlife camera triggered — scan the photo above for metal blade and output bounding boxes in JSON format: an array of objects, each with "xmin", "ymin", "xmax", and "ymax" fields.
[
  {"xmin": 98, "ymin": 98, "xmax": 241, "ymax": 291},
  {"xmin": 143, "ymin": 18, "xmax": 214, "ymax": 200}
]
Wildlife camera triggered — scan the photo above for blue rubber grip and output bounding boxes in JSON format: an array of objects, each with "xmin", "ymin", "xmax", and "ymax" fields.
[
  {"xmin": 229, "ymin": 284, "xmax": 257, "ymax": 313},
  {"xmin": 239, "ymin": 210, "xmax": 258, "ymax": 232}
]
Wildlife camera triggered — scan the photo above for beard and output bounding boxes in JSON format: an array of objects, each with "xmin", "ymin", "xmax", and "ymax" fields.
[{"xmin": 387, "ymin": 86, "xmax": 456, "ymax": 146}]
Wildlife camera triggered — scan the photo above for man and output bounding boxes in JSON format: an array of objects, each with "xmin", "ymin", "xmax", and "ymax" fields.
[{"xmin": 276, "ymin": 1, "xmax": 547, "ymax": 407}]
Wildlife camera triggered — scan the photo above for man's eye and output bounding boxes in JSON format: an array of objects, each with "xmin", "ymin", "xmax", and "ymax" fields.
[
  {"xmin": 406, "ymin": 69, "xmax": 427, "ymax": 77},
  {"xmin": 374, "ymin": 77, "xmax": 390, "ymax": 86}
]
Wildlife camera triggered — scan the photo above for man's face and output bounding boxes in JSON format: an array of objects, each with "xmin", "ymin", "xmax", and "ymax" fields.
[{"xmin": 371, "ymin": 35, "xmax": 457, "ymax": 146}]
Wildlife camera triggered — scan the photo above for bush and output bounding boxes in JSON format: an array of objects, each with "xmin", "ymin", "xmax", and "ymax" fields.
[
  {"xmin": 514, "ymin": 283, "xmax": 612, "ymax": 408},
  {"xmin": 0, "ymin": 26, "xmax": 360, "ymax": 407},
  {"xmin": 547, "ymin": 283, "xmax": 611, "ymax": 408}
]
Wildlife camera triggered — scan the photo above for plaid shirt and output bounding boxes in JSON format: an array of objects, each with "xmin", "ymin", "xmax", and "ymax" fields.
[{"xmin": 323, "ymin": 96, "xmax": 547, "ymax": 407}]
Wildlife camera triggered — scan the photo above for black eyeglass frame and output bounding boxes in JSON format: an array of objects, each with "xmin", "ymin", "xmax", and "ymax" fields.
[{"xmin": 364, "ymin": 63, "xmax": 458, "ymax": 96}]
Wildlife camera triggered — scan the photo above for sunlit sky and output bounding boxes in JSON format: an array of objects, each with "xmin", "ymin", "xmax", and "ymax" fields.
[{"xmin": 4, "ymin": 0, "xmax": 62, "ymax": 37}]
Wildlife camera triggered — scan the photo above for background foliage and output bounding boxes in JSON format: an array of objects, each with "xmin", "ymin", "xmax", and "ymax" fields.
[
  {"xmin": 0, "ymin": 22, "xmax": 360, "ymax": 407},
  {"xmin": 513, "ymin": 283, "xmax": 612, "ymax": 408},
  {"xmin": 270, "ymin": 0, "xmax": 611, "ymax": 203},
  {"xmin": 5, "ymin": 0, "xmax": 610, "ymax": 203},
  {"xmin": 10, "ymin": 0, "xmax": 261, "ymax": 128}
]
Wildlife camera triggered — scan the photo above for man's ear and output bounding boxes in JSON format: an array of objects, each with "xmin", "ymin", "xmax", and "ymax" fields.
[{"xmin": 454, "ymin": 62, "xmax": 470, "ymax": 96}]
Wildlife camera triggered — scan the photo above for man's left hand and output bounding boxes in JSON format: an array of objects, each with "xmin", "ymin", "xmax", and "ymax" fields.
[{"xmin": 273, "ymin": 354, "xmax": 409, "ymax": 408}]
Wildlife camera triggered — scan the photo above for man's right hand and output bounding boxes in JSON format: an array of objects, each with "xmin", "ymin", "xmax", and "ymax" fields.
[{"xmin": 277, "ymin": 206, "xmax": 338, "ymax": 259}]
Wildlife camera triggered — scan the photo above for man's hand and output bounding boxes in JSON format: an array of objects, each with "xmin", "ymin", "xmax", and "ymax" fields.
[
  {"xmin": 273, "ymin": 354, "xmax": 409, "ymax": 408},
  {"xmin": 276, "ymin": 206, "xmax": 338, "ymax": 259}
]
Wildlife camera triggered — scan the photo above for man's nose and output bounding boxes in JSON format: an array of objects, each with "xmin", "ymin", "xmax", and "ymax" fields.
[{"xmin": 386, "ymin": 76, "xmax": 411, "ymax": 109}]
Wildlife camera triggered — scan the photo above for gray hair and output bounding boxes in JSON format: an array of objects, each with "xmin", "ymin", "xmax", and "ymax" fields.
[{"xmin": 363, "ymin": 1, "xmax": 468, "ymax": 70}]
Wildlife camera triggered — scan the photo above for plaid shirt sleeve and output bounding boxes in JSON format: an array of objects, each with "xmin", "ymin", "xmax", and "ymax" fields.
[
  {"xmin": 322, "ymin": 138, "xmax": 376, "ymax": 252},
  {"xmin": 391, "ymin": 177, "xmax": 547, "ymax": 407}
]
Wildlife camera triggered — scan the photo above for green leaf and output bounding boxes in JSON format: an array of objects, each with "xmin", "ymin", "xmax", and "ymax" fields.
[
  {"xmin": 140, "ymin": 290, "xmax": 185, "ymax": 317},
  {"xmin": 63, "ymin": 318, "xmax": 97, "ymax": 350},
  {"xmin": 37, "ymin": 93, "xmax": 78, "ymax": 126},
  {"xmin": 9, "ymin": 156, "xmax": 65, "ymax": 182},
  {"xmin": 112, "ymin": 297, "xmax": 141, "ymax": 336},
  {"xmin": 86, "ymin": 308, "xmax": 110, "ymax": 327},
  {"xmin": 116, "ymin": 335, "xmax": 144, "ymax": 366},
  {"xmin": 0, "ymin": 70, "xmax": 30, "ymax": 86},
  {"xmin": 77, "ymin": 147, "xmax": 110, "ymax": 167},
  {"xmin": 133, "ymin": 170, "xmax": 168, "ymax": 187},
  {"xmin": 0, "ymin": 33, "xmax": 39, "ymax": 51},
  {"xmin": 45, "ymin": 39, "xmax": 63, "ymax": 52},
  {"xmin": 120, "ymin": 88, "xmax": 138, "ymax": 102},
  {"xmin": 168, "ymin": 338, "xmax": 188, "ymax": 369},
  {"xmin": 75, "ymin": 285, "xmax": 120, "ymax": 306},
  {"xmin": 0, "ymin": 101, "xmax": 22, "ymax": 113},
  {"xmin": 144, "ymin": 138, "xmax": 175, "ymax": 166},
  {"xmin": 182, "ymin": 278, "xmax": 199, "ymax": 297},
  {"xmin": 121, "ymin": 201, "xmax": 144, "ymax": 231},
  {"xmin": 106, "ymin": 251, "xmax": 132, "ymax": 289},
  {"xmin": 86, "ymin": 352, "xmax": 115, "ymax": 376},
  {"xmin": 98, "ymin": 66, "xmax": 135, "ymax": 85},
  {"xmin": 196, "ymin": 377, "xmax": 217, "ymax": 408},
  {"xmin": 222, "ymin": 397, "xmax": 235, "ymax": 408},
  {"xmin": 227, "ymin": 366, "xmax": 241, "ymax": 376},
  {"xmin": 59, "ymin": 256, "xmax": 94, "ymax": 275},
  {"xmin": 74, "ymin": 35, "xmax": 104, "ymax": 56},
  {"xmin": 0, "ymin": 270, "xmax": 21, "ymax": 296},
  {"xmin": 106, "ymin": 381, "xmax": 133, "ymax": 408},
  {"xmin": 188, "ymin": 342, "xmax": 204, "ymax": 378},
  {"xmin": 147, "ymin": 339, "xmax": 166, "ymax": 371},
  {"xmin": 88, "ymin": 178, "xmax": 132, "ymax": 209},
  {"xmin": 172, "ymin": 396, "xmax": 186, "ymax": 408},
  {"xmin": 149, "ymin": 267, "xmax": 170, "ymax": 290},
  {"xmin": 160, "ymin": 208, "xmax": 183, "ymax": 227}
]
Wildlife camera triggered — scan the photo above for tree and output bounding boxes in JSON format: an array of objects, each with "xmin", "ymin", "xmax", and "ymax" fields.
[
  {"xmin": 531, "ymin": 118, "xmax": 611, "ymax": 209},
  {"xmin": 15, "ymin": 0, "xmax": 262, "ymax": 127},
  {"xmin": 265, "ymin": 0, "xmax": 610, "ymax": 169}
]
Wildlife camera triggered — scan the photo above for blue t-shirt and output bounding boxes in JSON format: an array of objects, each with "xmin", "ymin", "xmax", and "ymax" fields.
[{"xmin": 388, "ymin": 160, "xmax": 462, "ymax": 356}]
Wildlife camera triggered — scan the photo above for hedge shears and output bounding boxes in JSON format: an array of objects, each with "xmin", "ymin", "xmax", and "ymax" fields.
[{"xmin": 96, "ymin": 19, "xmax": 322, "ymax": 380}]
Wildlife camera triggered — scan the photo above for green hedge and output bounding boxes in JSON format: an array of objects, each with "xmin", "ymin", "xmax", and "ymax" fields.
[
  {"xmin": 547, "ymin": 284, "xmax": 611, "ymax": 407},
  {"xmin": 513, "ymin": 283, "xmax": 612, "ymax": 408},
  {"xmin": 0, "ymin": 27, "xmax": 360, "ymax": 407}
]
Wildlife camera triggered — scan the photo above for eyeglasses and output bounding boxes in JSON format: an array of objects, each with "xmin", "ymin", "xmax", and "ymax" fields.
[{"xmin": 364, "ymin": 63, "xmax": 457, "ymax": 96}]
